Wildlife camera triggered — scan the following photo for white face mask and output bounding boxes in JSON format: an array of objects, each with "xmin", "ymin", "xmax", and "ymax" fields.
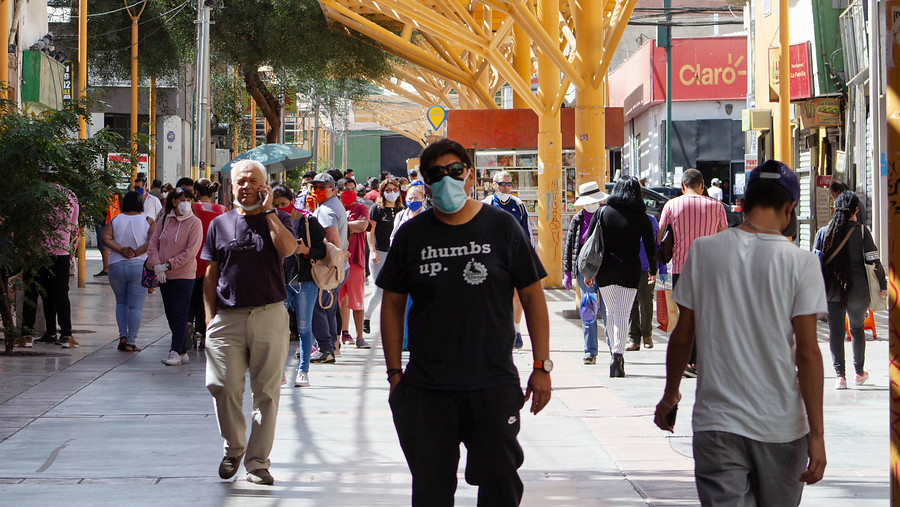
[
  {"xmin": 176, "ymin": 201, "xmax": 193, "ymax": 220},
  {"xmin": 583, "ymin": 202, "xmax": 600, "ymax": 213},
  {"xmin": 384, "ymin": 191, "xmax": 400, "ymax": 203},
  {"xmin": 400, "ymin": 185, "xmax": 409, "ymax": 192},
  {"xmin": 494, "ymin": 191, "xmax": 511, "ymax": 203}
]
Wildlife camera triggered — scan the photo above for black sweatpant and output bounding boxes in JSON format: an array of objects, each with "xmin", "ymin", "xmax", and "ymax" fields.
[
  {"xmin": 390, "ymin": 382, "xmax": 526, "ymax": 507},
  {"xmin": 23, "ymin": 254, "xmax": 72, "ymax": 337}
]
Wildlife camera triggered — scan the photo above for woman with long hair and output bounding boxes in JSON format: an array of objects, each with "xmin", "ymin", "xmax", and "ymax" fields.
[
  {"xmin": 363, "ymin": 178, "xmax": 405, "ymax": 334},
  {"xmin": 147, "ymin": 187, "xmax": 204, "ymax": 366},
  {"xmin": 103, "ymin": 191, "xmax": 157, "ymax": 352},
  {"xmin": 584, "ymin": 176, "xmax": 657, "ymax": 377},
  {"xmin": 187, "ymin": 178, "xmax": 226, "ymax": 350},
  {"xmin": 813, "ymin": 190, "xmax": 887, "ymax": 389}
]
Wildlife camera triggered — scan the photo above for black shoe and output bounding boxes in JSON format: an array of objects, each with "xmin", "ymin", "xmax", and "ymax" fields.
[
  {"xmin": 310, "ymin": 351, "xmax": 335, "ymax": 364},
  {"xmin": 363, "ymin": 319, "xmax": 371, "ymax": 334},
  {"xmin": 583, "ymin": 354, "xmax": 597, "ymax": 365},
  {"xmin": 356, "ymin": 338, "xmax": 371, "ymax": 349},
  {"xmin": 35, "ymin": 333, "xmax": 58, "ymax": 344},
  {"xmin": 609, "ymin": 353, "xmax": 625, "ymax": 378},
  {"xmin": 683, "ymin": 365, "xmax": 698, "ymax": 378},
  {"xmin": 218, "ymin": 455, "xmax": 243, "ymax": 479},
  {"xmin": 93, "ymin": 270, "xmax": 108, "ymax": 277},
  {"xmin": 514, "ymin": 332, "xmax": 524, "ymax": 349}
]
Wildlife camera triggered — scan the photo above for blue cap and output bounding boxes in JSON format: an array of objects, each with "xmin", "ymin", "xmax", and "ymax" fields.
[{"xmin": 746, "ymin": 160, "xmax": 800, "ymax": 203}]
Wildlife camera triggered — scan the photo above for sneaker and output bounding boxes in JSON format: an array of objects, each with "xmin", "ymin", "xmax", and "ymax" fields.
[
  {"xmin": 583, "ymin": 354, "xmax": 597, "ymax": 365},
  {"xmin": 514, "ymin": 332, "xmax": 524, "ymax": 349},
  {"xmin": 624, "ymin": 341, "xmax": 640, "ymax": 351},
  {"xmin": 310, "ymin": 351, "xmax": 335, "ymax": 364},
  {"xmin": 341, "ymin": 331, "xmax": 353, "ymax": 344},
  {"xmin": 35, "ymin": 333, "xmax": 57, "ymax": 344},
  {"xmin": 162, "ymin": 350, "xmax": 182, "ymax": 366},
  {"xmin": 294, "ymin": 370, "xmax": 309, "ymax": 387},
  {"xmin": 683, "ymin": 365, "xmax": 698, "ymax": 378},
  {"xmin": 356, "ymin": 338, "xmax": 371, "ymax": 349},
  {"xmin": 58, "ymin": 336, "xmax": 79, "ymax": 348},
  {"xmin": 15, "ymin": 335, "xmax": 33, "ymax": 348},
  {"xmin": 93, "ymin": 270, "xmax": 108, "ymax": 277},
  {"xmin": 246, "ymin": 468, "xmax": 274, "ymax": 485},
  {"xmin": 854, "ymin": 372, "xmax": 869, "ymax": 386},
  {"xmin": 835, "ymin": 376, "xmax": 848, "ymax": 390},
  {"xmin": 218, "ymin": 455, "xmax": 243, "ymax": 479},
  {"xmin": 179, "ymin": 353, "xmax": 190, "ymax": 364},
  {"xmin": 363, "ymin": 319, "xmax": 371, "ymax": 334}
]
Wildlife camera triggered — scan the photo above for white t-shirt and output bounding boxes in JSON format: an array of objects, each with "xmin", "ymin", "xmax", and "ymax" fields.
[
  {"xmin": 674, "ymin": 228, "xmax": 826, "ymax": 443},
  {"xmin": 143, "ymin": 194, "xmax": 163, "ymax": 222},
  {"xmin": 708, "ymin": 186, "xmax": 723, "ymax": 201}
]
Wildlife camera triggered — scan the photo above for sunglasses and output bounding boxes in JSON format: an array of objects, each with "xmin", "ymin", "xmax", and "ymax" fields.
[
  {"xmin": 495, "ymin": 181, "xmax": 513, "ymax": 187},
  {"xmin": 422, "ymin": 162, "xmax": 468, "ymax": 185}
]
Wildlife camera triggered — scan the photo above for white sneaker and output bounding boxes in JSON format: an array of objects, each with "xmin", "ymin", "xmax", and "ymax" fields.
[
  {"xmin": 835, "ymin": 376, "xmax": 848, "ymax": 390},
  {"xmin": 854, "ymin": 371, "xmax": 869, "ymax": 386},
  {"xmin": 180, "ymin": 353, "xmax": 190, "ymax": 364},
  {"xmin": 162, "ymin": 350, "xmax": 182, "ymax": 366},
  {"xmin": 294, "ymin": 370, "xmax": 309, "ymax": 387}
]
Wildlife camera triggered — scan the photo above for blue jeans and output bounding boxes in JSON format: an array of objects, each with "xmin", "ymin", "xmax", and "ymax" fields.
[
  {"xmin": 286, "ymin": 282, "xmax": 318, "ymax": 372},
  {"xmin": 160, "ymin": 278, "xmax": 194, "ymax": 354},
  {"xmin": 108, "ymin": 259, "xmax": 147, "ymax": 344},
  {"xmin": 577, "ymin": 274, "xmax": 608, "ymax": 356}
]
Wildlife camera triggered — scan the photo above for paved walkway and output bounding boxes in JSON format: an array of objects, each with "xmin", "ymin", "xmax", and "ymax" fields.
[{"xmin": 0, "ymin": 252, "xmax": 889, "ymax": 506}]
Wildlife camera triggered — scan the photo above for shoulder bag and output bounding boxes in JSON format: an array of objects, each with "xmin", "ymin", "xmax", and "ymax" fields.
[
  {"xmin": 861, "ymin": 225, "xmax": 887, "ymax": 312},
  {"xmin": 306, "ymin": 215, "xmax": 347, "ymax": 309},
  {"xmin": 576, "ymin": 207, "xmax": 606, "ymax": 279}
]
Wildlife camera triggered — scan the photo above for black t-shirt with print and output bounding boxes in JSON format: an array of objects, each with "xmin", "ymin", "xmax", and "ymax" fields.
[
  {"xmin": 370, "ymin": 205, "xmax": 402, "ymax": 252},
  {"xmin": 376, "ymin": 205, "xmax": 547, "ymax": 390}
]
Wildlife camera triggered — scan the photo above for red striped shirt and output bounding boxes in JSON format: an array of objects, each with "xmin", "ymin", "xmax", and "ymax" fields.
[{"xmin": 659, "ymin": 194, "xmax": 727, "ymax": 273}]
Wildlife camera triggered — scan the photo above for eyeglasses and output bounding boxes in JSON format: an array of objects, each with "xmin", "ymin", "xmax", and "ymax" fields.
[
  {"xmin": 495, "ymin": 181, "xmax": 513, "ymax": 187},
  {"xmin": 422, "ymin": 162, "xmax": 468, "ymax": 185}
]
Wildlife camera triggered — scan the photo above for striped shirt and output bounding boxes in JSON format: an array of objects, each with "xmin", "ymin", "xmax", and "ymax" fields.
[{"xmin": 659, "ymin": 194, "xmax": 727, "ymax": 274}]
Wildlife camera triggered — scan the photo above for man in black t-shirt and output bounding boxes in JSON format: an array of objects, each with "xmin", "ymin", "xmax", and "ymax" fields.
[{"xmin": 377, "ymin": 139, "xmax": 552, "ymax": 506}]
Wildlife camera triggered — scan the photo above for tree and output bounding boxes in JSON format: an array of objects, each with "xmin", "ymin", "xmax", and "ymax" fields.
[
  {"xmin": 0, "ymin": 98, "xmax": 131, "ymax": 354},
  {"xmin": 209, "ymin": 0, "xmax": 392, "ymax": 143}
]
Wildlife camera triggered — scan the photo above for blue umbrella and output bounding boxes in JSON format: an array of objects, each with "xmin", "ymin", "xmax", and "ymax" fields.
[{"xmin": 220, "ymin": 143, "xmax": 312, "ymax": 174}]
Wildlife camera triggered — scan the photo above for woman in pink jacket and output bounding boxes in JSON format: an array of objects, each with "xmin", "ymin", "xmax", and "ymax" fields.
[{"xmin": 147, "ymin": 187, "xmax": 204, "ymax": 366}]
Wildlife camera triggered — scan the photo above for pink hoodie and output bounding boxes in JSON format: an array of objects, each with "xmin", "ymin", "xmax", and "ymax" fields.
[{"xmin": 147, "ymin": 211, "xmax": 203, "ymax": 280}]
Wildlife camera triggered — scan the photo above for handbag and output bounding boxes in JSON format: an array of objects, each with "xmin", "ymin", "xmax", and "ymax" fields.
[
  {"xmin": 576, "ymin": 207, "xmax": 606, "ymax": 279},
  {"xmin": 654, "ymin": 225, "xmax": 674, "ymax": 265},
  {"xmin": 656, "ymin": 284, "xmax": 678, "ymax": 332},
  {"xmin": 141, "ymin": 266, "xmax": 159, "ymax": 288},
  {"xmin": 305, "ymin": 215, "xmax": 346, "ymax": 309},
  {"xmin": 860, "ymin": 226, "xmax": 887, "ymax": 312}
]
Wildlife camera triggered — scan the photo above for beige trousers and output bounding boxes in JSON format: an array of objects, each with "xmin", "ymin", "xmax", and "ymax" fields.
[{"xmin": 205, "ymin": 302, "xmax": 289, "ymax": 472}]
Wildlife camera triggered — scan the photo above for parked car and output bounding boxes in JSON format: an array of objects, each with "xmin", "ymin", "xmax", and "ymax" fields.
[{"xmin": 605, "ymin": 184, "xmax": 742, "ymax": 227}]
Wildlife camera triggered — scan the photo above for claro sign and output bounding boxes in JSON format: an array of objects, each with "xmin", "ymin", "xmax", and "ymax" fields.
[{"xmin": 653, "ymin": 37, "xmax": 748, "ymax": 101}]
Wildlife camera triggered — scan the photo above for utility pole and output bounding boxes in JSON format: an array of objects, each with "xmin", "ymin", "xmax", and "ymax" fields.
[
  {"xmin": 662, "ymin": 0, "xmax": 673, "ymax": 184},
  {"xmin": 149, "ymin": 75, "xmax": 156, "ymax": 183},
  {"xmin": 776, "ymin": 0, "xmax": 791, "ymax": 161},
  {"xmin": 76, "ymin": 0, "xmax": 87, "ymax": 288},
  {"xmin": 194, "ymin": 0, "xmax": 212, "ymax": 180},
  {"xmin": 125, "ymin": 0, "xmax": 147, "ymax": 186},
  {"xmin": 0, "ymin": 0, "xmax": 8, "ymax": 103}
]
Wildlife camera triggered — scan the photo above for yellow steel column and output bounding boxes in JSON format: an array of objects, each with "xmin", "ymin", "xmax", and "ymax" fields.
[
  {"xmin": 537, "ymin": 0, "xmax": 563, "ymax": 287},
  {"xmin": 76, "ymin": 0, "xmax": 87, "ymax": 288},
  {"xmin": 887, "ymin": 0, "xmax": 900, "ymax": 499},
  {"xmin": 776, "ymin": 0, "xmax": 791, "ymax": 162},
  {"xmin": 512, "ymin": 24, "xmax": 531, "ymax": 109},
  {"xmin": 149, "ymin": 75, "xmax": 156, "ymax": 183},
  {"xmin": 126, "ymin": 1, "xmax": 146, "ymax": 185},
  {"xmin": 0, "ymin": 0, "xmax": 7, "ymax": 103},
  {"xmin": 574, "ymin": 0, "xmax": 607, "ymax": 187}
]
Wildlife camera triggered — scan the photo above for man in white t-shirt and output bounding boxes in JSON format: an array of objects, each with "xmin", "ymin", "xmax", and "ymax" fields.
[
  {"xmin": 654, "ymin": 160, "xmax": 827, "ymax": 506},
  {"xmin": 708, "ymin": 178, "xmax": 724, "ymax": 201},
  {"xmin": 134, "ymin": 178, "xmax": 163, "ymax": 222}
]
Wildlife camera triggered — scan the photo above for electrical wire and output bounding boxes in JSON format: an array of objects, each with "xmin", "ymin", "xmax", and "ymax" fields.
[
  {"xmin": 86, "ymin": 0, "xmax": 148, "ymax": 18},
  {"xmin": 76, "ymin": 1, "xmax": 191, "ymax": 52},
  {"xmin": 56, "ymin": 0, "xmax": 190, "ymax": 42}
]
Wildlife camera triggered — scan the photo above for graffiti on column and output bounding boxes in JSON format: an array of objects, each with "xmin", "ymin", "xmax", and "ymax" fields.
[{"xmin": 886, "ymin": 0, "xmax": 900, "ymax": 498}]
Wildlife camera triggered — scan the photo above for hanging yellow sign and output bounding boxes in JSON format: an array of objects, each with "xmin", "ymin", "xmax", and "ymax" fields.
[{"xmin": 427, "ymin": 105, "xmax": 447, "ymax": 130}]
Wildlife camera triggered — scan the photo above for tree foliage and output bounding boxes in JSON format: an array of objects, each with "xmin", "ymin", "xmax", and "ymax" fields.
[{"xmin": 0, "ymin": 98, "xmax": 131, "ymax": 353}]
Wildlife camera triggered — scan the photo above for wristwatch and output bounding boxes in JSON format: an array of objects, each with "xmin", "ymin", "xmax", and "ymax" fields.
[
  {"xmin": 533, "ymin": 359, "xmax": 553, "ymax": 373},
  {"xmin": 264, "ymin": 209, "xmax": 277, "ymax": 215}
]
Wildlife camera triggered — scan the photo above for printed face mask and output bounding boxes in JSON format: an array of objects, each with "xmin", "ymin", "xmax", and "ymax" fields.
[
  {"xmin": 429, "ymin": 170, "xmax": 469, "ymax": 214},
  {"xmin": 384, "ymin": 191, "xmax": 400, "ymax": 203},
  {"xmin": 340, "ymin": 190, "xmax": 357, "ymax": 206},
  {"xmin": 313, "ymin": 188, "xmax": 331, "ymax": 204},
  {"xmin": 583, "ymin": 202, "xmax": 600, "ymax": 213}
]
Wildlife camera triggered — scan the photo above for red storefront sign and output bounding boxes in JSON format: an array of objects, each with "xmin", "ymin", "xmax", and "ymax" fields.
[
  {"xmin": 447, "ymin": 108, "xmax": 624, "ymax": 149},
  {"xmin": 768, "ymin": 42, "xmax": 813, "ymax": 101},
  {"xmin": 651, "ymin": 36, "xmax": 749, "ymax": 101}
]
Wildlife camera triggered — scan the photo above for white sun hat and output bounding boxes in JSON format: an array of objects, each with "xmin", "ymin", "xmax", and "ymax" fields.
[{"xmin": 573, "ymin": 181, "xmax": 608, "ymax": 206}]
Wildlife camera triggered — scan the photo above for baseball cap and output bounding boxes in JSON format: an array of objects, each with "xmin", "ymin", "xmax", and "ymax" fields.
[
  {"xmin": 746, "ymin": 160, "xmax": 800, "ymax": 203},
  {"xmin": 312, "ymin": 172, "xmax": 335, "ymax": 187}
]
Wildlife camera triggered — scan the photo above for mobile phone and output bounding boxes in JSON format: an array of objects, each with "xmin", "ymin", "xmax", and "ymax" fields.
[{"xmin": 666, "ymin": 404, "xmax": 678, "ymax": 427}]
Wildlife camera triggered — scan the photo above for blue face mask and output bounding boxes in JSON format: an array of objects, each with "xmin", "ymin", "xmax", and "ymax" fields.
[
  {"xmin": 135, "ymin": 187, "xmax": 144, "ymax": 196},
  {"xmin": 429, "ymin": 170, "xmax": 469, "ymax": 214},
  {"xmin": 406, "ymin": 200, "xmax": 423, "ymax": 212}
]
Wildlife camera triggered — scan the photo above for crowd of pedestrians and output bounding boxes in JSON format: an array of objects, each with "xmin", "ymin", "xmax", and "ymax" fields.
[{"xmin": 8, "ymin": 137, "xmax": 889, "ymax": 507}]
